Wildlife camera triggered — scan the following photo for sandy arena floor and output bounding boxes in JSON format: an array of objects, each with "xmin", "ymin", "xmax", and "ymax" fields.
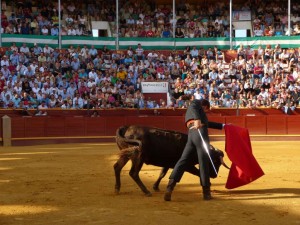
[{"xmin": 0, "ymin": 141, "xmax": 299, "ymax": 225}]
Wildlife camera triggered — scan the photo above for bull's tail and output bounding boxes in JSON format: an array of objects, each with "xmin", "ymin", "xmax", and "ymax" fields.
[
  {"xmin": 116, "ymin": 126, "xmax": 142, "ymax": 150},
  {"xmin": 116, "ymin": 126, "xmax": 129, "ymax": 148},
  {"xmin": 119, "ymin": 146, "xmax": 141, "ymax": 159}
]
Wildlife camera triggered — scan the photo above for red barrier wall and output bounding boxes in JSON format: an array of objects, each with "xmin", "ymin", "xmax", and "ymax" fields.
[
  {"xmin": 1, "ymin": 108, "xmax": 299, "ymax": 118},
  {"xmin": 6, "ymin": 115, "xmax": 300, "ymax": 140}
]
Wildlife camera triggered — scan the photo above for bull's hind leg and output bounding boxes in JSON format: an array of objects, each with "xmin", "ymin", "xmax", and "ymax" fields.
[
  {"xmin": 153, "ymin": 167, "xmax": 169, "ymax": 191},
  {"xmin": 114, "ymin": 155, "xmax": 130, "ymax": 194},
  {"xmin": 129, "ymin": 156, "xmax": 152, "ymax": 196}
]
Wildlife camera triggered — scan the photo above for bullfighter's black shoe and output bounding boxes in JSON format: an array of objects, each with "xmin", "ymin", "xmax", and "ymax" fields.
[
  {"xmin": 202, "ymin": 186, "xmax": 212, "ymax": 200},
  {"xmin": 164, "ymin": 179, "xmax": 176, "ymax": 201}
]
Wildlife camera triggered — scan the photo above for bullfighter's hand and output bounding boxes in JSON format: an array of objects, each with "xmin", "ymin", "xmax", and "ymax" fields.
[{"xmin": 190, "ymin": 119, "xmax": 203, "ymax": 130}]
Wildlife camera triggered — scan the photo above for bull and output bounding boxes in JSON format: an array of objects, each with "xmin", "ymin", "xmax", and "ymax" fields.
[{"xmin": 114, "ymin": 125, "xmax": 229, "ymax": 196}]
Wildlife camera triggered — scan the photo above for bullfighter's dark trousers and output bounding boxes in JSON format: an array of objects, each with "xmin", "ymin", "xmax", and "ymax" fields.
[{"xmin": 169, "ymin": 127, "xmax": 211, "ymax": 187}]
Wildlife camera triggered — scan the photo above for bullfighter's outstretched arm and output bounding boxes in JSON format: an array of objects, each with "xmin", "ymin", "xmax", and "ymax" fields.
[{"xmin": 208, "ymin": 121, "xmax": 224, "ymax": 130}]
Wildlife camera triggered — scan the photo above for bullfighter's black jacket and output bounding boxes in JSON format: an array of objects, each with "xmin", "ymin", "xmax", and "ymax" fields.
[{"xmin": 185, "ymin": 99, "xmax": 223, "ymax": 130}]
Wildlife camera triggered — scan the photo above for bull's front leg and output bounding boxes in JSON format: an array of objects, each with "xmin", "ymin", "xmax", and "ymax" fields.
[
  {"xmin": 153, "ymin": 167, "xmax": 169, "ymax": 191},
  {"xmin": 185, "ymin": 165, "xmax": 200, "ymax": 177},
  {"xmin": 113, "ymin": 156, "xmax": 130, "ymax": 194},
  {"xmin": 129, "ymin": 157, "xmax": 152, "ymax": 196}
]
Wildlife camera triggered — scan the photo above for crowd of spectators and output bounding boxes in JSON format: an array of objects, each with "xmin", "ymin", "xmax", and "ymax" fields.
[
  {"xmin": 0, "ymin": 41, "xmax": 299, "ymax": 116},
  {"xmin": 1, "ymin": 0, "xmax": 300, "ymax": 38},
  {"xmin": 1, "ymin": 0, "xmax": 91, "ymax": 36},
  {"xmin": 252, "ymin": 1, "xmax": 300, "ymax": 36}
]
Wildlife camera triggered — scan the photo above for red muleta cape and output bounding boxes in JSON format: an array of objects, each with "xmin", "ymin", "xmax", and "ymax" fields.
[{"xmin": 224, "ymin": 125, "xmax": 264, "ymax": 189}]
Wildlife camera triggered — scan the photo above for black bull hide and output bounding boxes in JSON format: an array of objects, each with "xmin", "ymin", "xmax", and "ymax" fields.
[{"xmin": 114, "ymin": 125, "xmax": 227, "ymax": 196}]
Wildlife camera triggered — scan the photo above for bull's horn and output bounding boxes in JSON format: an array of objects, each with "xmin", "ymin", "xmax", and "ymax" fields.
[{"xmin": 220, "ymin": 156, "xmax": 230, "ymax": 169}]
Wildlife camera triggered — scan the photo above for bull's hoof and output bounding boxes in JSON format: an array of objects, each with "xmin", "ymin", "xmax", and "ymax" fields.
[
  {"xmin": 153, "ymin": 185, "xmax": 160, "ymax": 192},
  {"xmin": 145, "ymin": 192, "xmax": 152, "ymax": 197},
  {"xmin": 115, "ymin": 189, "xmax": 120, "ymax": 195},
  {"xmin": 164, "ymin": 192, "xmax": 172, "ymax": 201}
]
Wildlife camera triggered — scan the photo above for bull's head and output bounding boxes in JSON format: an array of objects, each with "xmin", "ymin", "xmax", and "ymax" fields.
[{"xmin": 209, "ymin": 145, "xmax": 230, "ymax": 178}]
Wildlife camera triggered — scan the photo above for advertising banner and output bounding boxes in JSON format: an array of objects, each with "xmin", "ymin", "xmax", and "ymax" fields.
[
  {"xmin": 141, "ymin": 82, "xmax": 169, "ymax": 93},
  {"xmin": 233, "ymin": 11, "xmax": 251, "ymax": 21}
]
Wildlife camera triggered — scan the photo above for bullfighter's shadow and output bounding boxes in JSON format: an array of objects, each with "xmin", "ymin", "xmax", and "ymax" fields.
[{"xmin": 213, "ymin": 188, "xmax": 300, "ymax": 200}]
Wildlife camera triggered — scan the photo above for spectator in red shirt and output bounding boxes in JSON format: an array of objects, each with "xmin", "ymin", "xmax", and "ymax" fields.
[
  {"xmin": 0, "ymin": 73, "xmax": 6, "ymax": 92},
  {"xmin": 1, "ymin": 18, "xmax": 9, "ymax": 31},
  {"xmin": 253, "ymin": 62, "xmax": 264, "ymax": 79},
  {"xmin": 78, "ymin": 82, "xmax": 90, "ymax": 96},
  {"xmin": 146, "ymin": 28, "xmax": 155, "ymax": 37},
  {"xmin": 156, "ymin": 64, "xmax": 165, "ymax": 79},
  {"xmin": 138, "ymin": 28, "xmax": 147, "ymax": 37}
]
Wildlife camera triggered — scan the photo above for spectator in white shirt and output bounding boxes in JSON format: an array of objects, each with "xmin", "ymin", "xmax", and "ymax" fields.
[
  {"xmin": 190, "ymin": 46, "xmax": 199, "ymax": 59},
  {"xmin": 67, "ymin": 82, "xmax": 77, "ymax": 97},
  {"xmin": 32, "ymin": 82, "xmax": 40, "ymax": 94},
  {"xmin": 88, "ymin": 69, "xmax": 97, "ymax": 80},
  {"xmin": 36, "ymin": 101, "xmax": 48, "ymax": 116},
  {"xmin": 41, "ymin": 84, "xmax": 51, "ymax": 95},
  {"xmin": 67, "ymin": 26, "xmax": 76, "ymax": 36},
  {"xmin": 87, "ymin": 78, "xmax": 96, "ymax": 88},
  {"xmin": 258, "ymin": 88, "xmax": 269, "ymax": 101},
  {"xmin": 65, "ymin": 15, "xmax": 74, "ymax": 25},
  {"xmin": 209, "ymin": 69, "xmax": 218, "ymax": 82},
  {"xmin": 76, "ymin": 27, "xmax": 83, "ymax": 36},
  {"xmin": 1, "ymin": 65, "xmax": 11, "ymax": 79},
  {"xmin": 29, "ymin": 61, "xmax": 38, "ymax": 75},
  {"xmin": 254, "ymin": 26, "xmax": 264, "ymax": 36},
  {"xmin": 41, "ymin": 25, "xmax": 49, "ymax": 35},
  {"xmin": 147, "ymin": 51, "xmax": 158, "ymax": 62},
  {"xmin": 72, "ymin": 93, "xmax": 84, "ymax": 108},
  {"xmin": 80, "ymin": 45, "xmax": 89, "ymax": 59},
  {"xmin": 1, "ymin": 56, "xmax": 10, "ymax": 67},
  {"xmin": 43, "ymin": 45, "xmax": 54, "ymax": 56},
  {"xmin": 88, "ymin": 45, "xmax": 98, "ymax": 59},
  {"xmin": 193, "ymin": 89, "xmax": 203, "ymax": 100},
  {"xmin": 20, "ymin": 43, "xmax": 30, "ymax": 56},
  {"xmin": 126, "ymin": 16, "xmax": 135, "ymax": 27}
]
